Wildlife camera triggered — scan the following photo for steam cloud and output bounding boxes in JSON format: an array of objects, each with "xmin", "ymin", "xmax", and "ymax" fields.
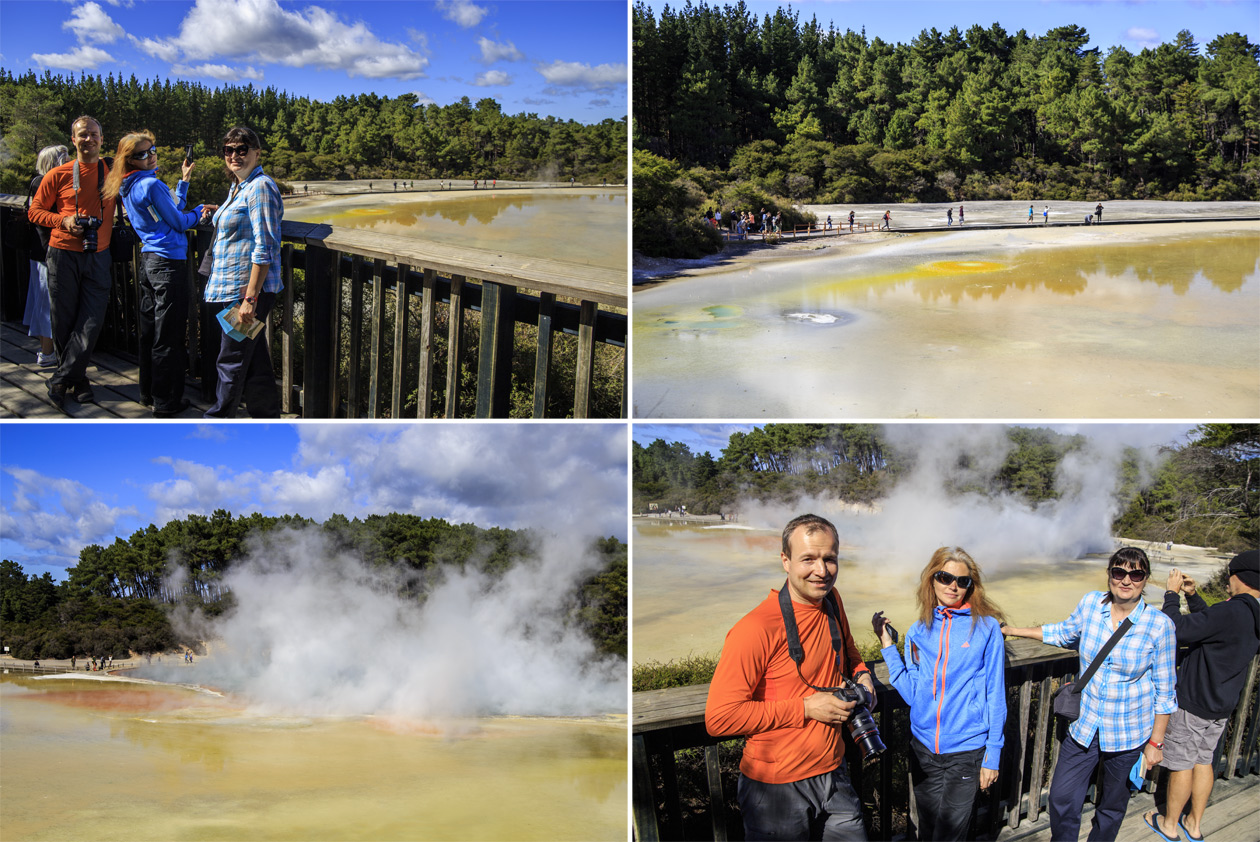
[
  {"xmin": 161, "ymin": 527, "xmax": 624, "ymax": 719},
  {"xmin": 738, "ymin": 425, "xmax": 1166, "ymax": 572}
]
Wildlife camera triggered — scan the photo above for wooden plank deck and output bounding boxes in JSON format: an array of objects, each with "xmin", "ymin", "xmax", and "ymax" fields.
[
  {"xmin": 0, "ymin": 321, "xmax": 297, "ymax": 419},
  {"xmin": 993, "ymin": 772, "xmax": 1260, "ymax": 842}
]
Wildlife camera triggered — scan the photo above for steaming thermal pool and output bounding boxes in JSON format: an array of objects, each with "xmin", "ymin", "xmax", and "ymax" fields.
[
  {"xmin": 632, "ymin": 222, "xmax": 1259, "ymax": 418},
  {"xmin": 1, "ymin": 674, "xmax": 627, "ymax": 841},
  {"xmin": 286, "ymin": 188, "xmax": 627, "ymax": 271}
]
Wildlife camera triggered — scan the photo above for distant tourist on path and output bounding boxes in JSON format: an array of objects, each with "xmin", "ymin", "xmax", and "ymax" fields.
[
  {"xmin": 203, "ymin": 126, "xmax": 283, "ymax": 418},
  {"xmin": 958, "ymin": 205, "xmax": 965, "ymax": 224},
  {"xmin": 848, "ymin": 210, "xmax": 855, "ymax": 231},
  {"xmin": 1028, "ymin": 204, "xmax": 1034, "ymax": 222},
  {"xmin": 1095, "ymin": 202, "xmax": 1104, "ymax": 223},
  {"xmin": 881, "ymin": 210, "xmax": 891, "ymax": 230},
  {"xmin": 24, "ymin": 144, "xmax": 70, "ymax": 369},
  {"xmin": 1043, "ymin": 205, "xmax": 1049, "ymax": 224},
  {"xmin": 1085, "ymin": 214, "xmax": 1093, "ymax": 225},
  {"xmin": 947, "ymin": 207, "xmax": 953, "ymax": 226},
  {"xmin": 825, "ymin": 214, "xmax": 832, "ymax": 230}
]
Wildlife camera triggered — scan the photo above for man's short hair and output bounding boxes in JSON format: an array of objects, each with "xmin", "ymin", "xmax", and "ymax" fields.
[
  {"xmin": 70, "ymin": 115, "xmax": 101, "ymax": 135},
  {"xmin": 781, "ymin": 513, "xmax": 838, "ymax": 557}
]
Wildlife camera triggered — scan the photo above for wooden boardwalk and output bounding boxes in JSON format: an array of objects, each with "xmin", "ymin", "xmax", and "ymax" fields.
[
  {"xmin": 0, "ymin": 320, "xmax": 297, "ymax": 419},
  {"xmin": 993, "ymin": 772, "xmax": 1259, "ymax": 842}
]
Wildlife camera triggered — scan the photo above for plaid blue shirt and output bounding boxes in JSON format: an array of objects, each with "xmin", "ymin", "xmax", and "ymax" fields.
[
  {"xmin": 203, "ymin": 166, "xmax": 283, "ymax": 302},
  {"xmin": 1043, "ymin": 592, "xmax": 1177, "ymax": 751}
]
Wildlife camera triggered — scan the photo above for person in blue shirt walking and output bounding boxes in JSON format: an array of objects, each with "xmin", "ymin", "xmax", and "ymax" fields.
[
  {"xmin": 104, "ymin": 131, "xmax": 209, "ymax": 417},
  {"xmin": 202, "ymin": 126, "xmax": 284, "ymax": 418},
  {"xmin": 1003, "ymin": 547, "xmax": 1176, "ymax": 842},
  {"xmin": 875, "ymin": 547, "xmax": 1007, "ymax": 841}
]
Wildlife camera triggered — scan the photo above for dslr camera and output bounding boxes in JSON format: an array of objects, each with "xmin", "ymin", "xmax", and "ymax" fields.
[
  {"xmin": 834, "ymin": 676, "xmax": 886, "ymax": 761},
  {"xmin": 75, "ymin": 215, "xmax": 103, "ymax": 252}
]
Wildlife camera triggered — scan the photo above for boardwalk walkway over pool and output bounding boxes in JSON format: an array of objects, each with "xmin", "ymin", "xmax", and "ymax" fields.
[
  {"xmin": 633, "ymin": 637, "xmax": 1260, "ymax": 841},
  {"xmin": 1, "ymin": 195, "xmax": 627, "ymax": 419}
]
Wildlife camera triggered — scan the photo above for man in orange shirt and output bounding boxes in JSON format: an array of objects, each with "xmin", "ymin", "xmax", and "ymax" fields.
[
  {"xmin": 705, "ymin": 513, "xmax": 875, "ymax": 840},
  {"xmin": 28, "ymin": 115, "xmax": 115, "ymax": 411}
]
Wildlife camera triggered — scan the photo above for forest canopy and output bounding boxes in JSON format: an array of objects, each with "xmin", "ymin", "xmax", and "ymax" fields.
[
  {"xmin": 632, "ymin": 2, "xmax": 1260, "ymax": 255},
  {"xmin": 0, "ymin": 69, "xmax": 627, "ymax": 198},
  {"xmin": 0, "ymin": 511, "xmax": 626, "ymax": 662}
]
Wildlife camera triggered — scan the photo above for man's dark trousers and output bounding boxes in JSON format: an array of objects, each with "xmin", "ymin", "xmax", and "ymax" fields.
[
  {"xmin": 204, "ymin": 292, "xmax": 280, "ymax": 418},
  {"xmin": 46, "ymin": 247, "xmax": 111, "ymax": 390},
  {"xmin": 138, "ymin": 253, "xmax": 189, "ymax": 412}
]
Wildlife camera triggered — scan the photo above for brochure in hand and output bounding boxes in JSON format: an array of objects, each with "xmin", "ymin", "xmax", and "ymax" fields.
[{"xmin": 216, "ymin": 304, "xmax": 266, "ymax": 342}]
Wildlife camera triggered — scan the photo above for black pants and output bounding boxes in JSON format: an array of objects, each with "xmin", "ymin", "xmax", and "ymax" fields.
[
  {"xmin": 204, "ymin": 293, "xmax": 280, "ymax": 418},
  {"xmin": 45, "ymin": 247, "xmax": 111, "ymax": 389},
  {"xmin": 1048, "ymin": 734, "xmax": 1141, "ymax": 842},
  {"xmin": 910, "ymin": 737, "xmax": 984, "ymax": 841},
  {"xmin": 138, "ymin": 253, "xmax": 189, "ymax": 411}
]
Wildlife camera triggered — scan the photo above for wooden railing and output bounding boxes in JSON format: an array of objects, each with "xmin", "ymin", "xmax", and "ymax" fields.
[
  {"xmin": 632, "ymin": 638, "xmax": 1260, "ymax": 841},
  {"xmin": 0, "ymin": 196, "xmax": 626, "ymax": 418}
]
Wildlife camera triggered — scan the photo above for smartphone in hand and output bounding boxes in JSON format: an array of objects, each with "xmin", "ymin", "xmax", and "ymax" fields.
[{"xmin": 184, "ymin": 145, "xmax": 194, "ymax": 165}]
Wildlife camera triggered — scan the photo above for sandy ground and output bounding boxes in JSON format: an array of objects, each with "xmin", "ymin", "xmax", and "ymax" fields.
[
  {"xmin": 284, "ymin": 178, "xmax": 623, "ymax": 208},
  {"xmin": 635, "ymin": 200, "xmax": 1259, "ymax": 286}
]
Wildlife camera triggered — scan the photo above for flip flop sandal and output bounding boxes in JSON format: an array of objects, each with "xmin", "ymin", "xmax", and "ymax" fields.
[
  {"xmin": 1144, "ymin": 811, "xmax": 1180, "ymax": 842},
  {"xmin": 1178, "ymin": 816, "xmax": 1205, "ymax": 842}
]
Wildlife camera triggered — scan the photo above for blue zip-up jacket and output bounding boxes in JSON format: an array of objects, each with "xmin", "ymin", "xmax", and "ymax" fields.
[
  {"xmin": 120, "ymin": 169, "xmax": 203, "ymax": 258},
  {"xmin": 881, "ymin": 604, "xmax": 1007, "ymax": 770}
]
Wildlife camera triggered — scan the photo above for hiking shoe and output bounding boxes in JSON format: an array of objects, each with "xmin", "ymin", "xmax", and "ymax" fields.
[
  {"xmin": 36, "ymin": 351, "xmax": 57, "ymax": 368},
  {"xmin": 153, "ymin": 399, "xmax": 191, "ymax": 418},
  {"xmin": 139, "ymin": 393, "xmax": 154, "ymax": 407},
  {"xmin": 70, "ymin": 382, "xmax": 95, "ymax": 404},
  {"xmin": 46, "ymin": 381, "xmax": 67, "ymax": 412}
]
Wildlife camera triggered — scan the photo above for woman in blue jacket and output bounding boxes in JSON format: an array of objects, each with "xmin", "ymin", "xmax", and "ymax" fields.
[
  {"xmin": 875, "ymin": 547, "xmax": 1007, "ymax": 841},
  {"xmin": 104, "ymin": 131, "xmax": 209, "ymax": 417}
]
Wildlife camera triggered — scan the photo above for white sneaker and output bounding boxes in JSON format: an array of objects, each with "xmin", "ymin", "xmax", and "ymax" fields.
[{"xmin": 36, "ymin": 352, "xmax": 57, "ymax": 368}]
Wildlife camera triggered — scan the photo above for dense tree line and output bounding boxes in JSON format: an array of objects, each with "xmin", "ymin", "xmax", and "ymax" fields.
[
  {"xmin": 633, "ymin": 1, "xmax": 1259, "ymax": 256},
  {"xmin": 635, "ymin": 423, "xmax": 1256, "ymax": 553},
  {"xmin": 0, "ymin": 511, "xmax": 627, "ymax": 661},
  {"xmin": 0, "ymin": 69, "xmax": 627, "ymax": 200}
]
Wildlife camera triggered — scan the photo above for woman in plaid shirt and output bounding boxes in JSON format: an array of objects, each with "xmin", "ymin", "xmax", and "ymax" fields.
[
  {"xmin": 1003, "ymin": 547, "xmax": 1176, "ymax": 842},
  {"xmin": 203, "ymin": 126, "xmax": 283, "ymax": 418}
]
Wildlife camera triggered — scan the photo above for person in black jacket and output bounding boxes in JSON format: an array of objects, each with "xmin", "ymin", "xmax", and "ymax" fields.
[{"xmin": 1144, "ymin": 550, "xmax": 1260, "ymax": 842}]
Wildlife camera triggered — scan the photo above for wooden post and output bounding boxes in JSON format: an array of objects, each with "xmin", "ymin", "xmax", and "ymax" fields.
[
  {"xmin": 301, "ymin": 244, "xmax": 337, "ymax": 418},
  {"xmin": 532, "ymin": 291, "xmax": 555, "ymax": 418},
  {"xmin": 475, "ymin": 280, "xmax": 515, "ymax": 417},
  {"xmin": 444, "ymin": 275, "xmax": 465, "ymax": 418},
  {"xmin": 346, "ymin": 255, "xmax": 365, "ymax": 418},
  {"xmin": 280, "ymin": 244, "xmax": 296, "ymax": 414},
  {"xmin": 368, "ymin": 258, "xmax": 386, "ymax": 418},
  {"xmin": 632, "ymin": 735, "xmax": 661, "ymax": 842},
  {"xmin": 391, "ymin": 262, "xmax": 411, "ymax": 418},
  {"xmin": 416, "ymin": 267, "xmax": 436, "ymax": 418},
  {"xmin": 704, "ymin": 744, "xmax": 728, "ymax": 842},
  {"xmin": 574, "ymin": 300, "xmax": 597, "ymax": 418},
  {"xmin": 1225, "ymin": 654, "xmax": 1260, "ymax": 779}
]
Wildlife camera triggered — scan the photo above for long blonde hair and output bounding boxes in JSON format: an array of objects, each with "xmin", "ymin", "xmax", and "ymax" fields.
[
  {"xmin": 915, "ymin": 546, "xmax": 1006, "ymax": 631},
  {"xmin": 102, "ymin": 130, "xmax": 156, "ymax": 200}
]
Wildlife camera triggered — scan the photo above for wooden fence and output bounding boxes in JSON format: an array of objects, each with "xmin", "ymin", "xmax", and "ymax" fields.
[
  {"xmin": 0, "ymin": 196, "xmax": 626, "ymax": 418},
  {"xmin": 633, "ymin": 638, "xmax": 1260, "ymax": 841}
]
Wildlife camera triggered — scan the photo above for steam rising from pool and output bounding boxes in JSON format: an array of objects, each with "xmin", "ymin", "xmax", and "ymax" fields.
[
  {"xmin": 153, "ymin": 528, "xmax": 625, "ymax": 719},
  {"xmin": 736, "ymin": 425, "xmax": 1166, "ymax": 571}
]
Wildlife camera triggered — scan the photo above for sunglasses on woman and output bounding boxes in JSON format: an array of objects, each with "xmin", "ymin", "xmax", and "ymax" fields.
[
  {"xmin": 129, "ymin": 147, "xmax": 156, "ymax": 160},
  {"xmin": 222, "ymin": 144, "xmax": 253, "ymax": 157},
  {"xmin": 1109, "ymin": 566, "xmax": 1148, "ymax": 583},
  {"xmin": 933, "ymin": 570, "xmax": 973, "ymax": 590}
]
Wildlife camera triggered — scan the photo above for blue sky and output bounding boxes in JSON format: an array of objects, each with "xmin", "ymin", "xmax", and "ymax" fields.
[
  {"xmin": 632, "ymin": 423, "xmax": 1201, "ymax": 458},
  {"xmin": 0, "ymin": 0, "xmax": 627, "ymax": 122},
  {"xmin": 0, "ymin": 422, "xmax": 628, "ymax": 580},
  {"xmin": 640, "ymin": 0, "xmax": 1259, "ymax": 52}
]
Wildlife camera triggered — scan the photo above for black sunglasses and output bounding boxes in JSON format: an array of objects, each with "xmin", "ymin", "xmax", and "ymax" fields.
[
  {"xmin": 1109, "ymin": 566, "xmax": 1148, "ymax": 583},
  {"xmin": 129, "ymin": 147, "xmax": 156, "ymax": 160},
  {"xmin": 222, "ymin": 144, "xmax": 253, "ymax": 157},
  {"xmin": 933, "ymin": 570, "xmax": 973, "ymax": 590}
]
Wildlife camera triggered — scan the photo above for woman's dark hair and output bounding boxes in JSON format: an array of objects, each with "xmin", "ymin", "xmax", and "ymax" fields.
[
  {"xmin": 1102, "ymin": 546, "xmax": 1150, "ymax": 604},
  {"xmin": 222, "ymin": 126, "xmax": 262, "ymax": 182}
]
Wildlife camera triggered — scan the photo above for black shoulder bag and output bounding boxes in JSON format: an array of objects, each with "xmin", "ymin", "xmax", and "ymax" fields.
[{"xmin": 1053, "ymin": 616, "xmax": 1132, "ymax": 721}]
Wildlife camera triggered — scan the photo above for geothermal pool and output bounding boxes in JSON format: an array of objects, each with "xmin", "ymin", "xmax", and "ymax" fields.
[
  {"xmin": 632, "ymin": 522, "xmax": 1229, "ymax": 665},
  {"xmin": 632, "ymin": 222, "xmax": 1259, "ymax": 418},
  {"xmin": 286, "ymin": 188, "xmax": 627, "ymax": 271},
  {"xmin": 1, "ymin": 674, "xmax": 626, "ymax": 841}
]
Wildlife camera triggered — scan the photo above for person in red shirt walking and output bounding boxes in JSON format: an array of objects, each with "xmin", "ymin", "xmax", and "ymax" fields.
[
  {"xmin": 27, "ymin": 116, "xmax": 115, "ymax": 412},
  {"xmin": 705, "ymin": 513, "xmax": 875, "ymax": 840}
]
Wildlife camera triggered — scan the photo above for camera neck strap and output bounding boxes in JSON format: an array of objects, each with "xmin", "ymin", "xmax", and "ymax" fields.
[
  {"xmin": 70, "ymin": 159, "xmax": 105, "ymax": 219},
  {"xmin": 778, "ymin": 581, "xmax": 846, "ymax": 694}
]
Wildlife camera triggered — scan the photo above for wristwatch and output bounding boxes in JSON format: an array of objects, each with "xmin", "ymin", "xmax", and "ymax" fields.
[
  {"xmin": 1148, "ymin": 739, "xmax": 1164, "ymax": 749},
  {"xmin": 245, "ymin": 295, "xmax": 257, "ymax": 304}
]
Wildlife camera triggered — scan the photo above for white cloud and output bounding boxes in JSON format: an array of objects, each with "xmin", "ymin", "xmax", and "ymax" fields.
[
  {"xmin": 537, "ymin": 60, "xmax": 627, "ymax": 92},
  {"xmin": 478, "ymin": 36, "xmax": 523, "ymax": 63},
  {"xmin": 1, "ymin": 467, "xmax": 138, "ymax": 565},
  {"xmin": 436, "ymin": 0, "xmax": 488, "ymax": 28},
  {"xmin": 172, "ymin": 63, "xmax": 263, "ymax": 82},
  {"xmin": 64, "ymin": 2, "xmax": 125, "ymax": 44},
  {"xmin": 412, "ymin": 91, "xmax": 437, "ymax": 106},
  {"xmin": 474, "ymin": 69, "xmax": 512, "ymax": 86},
  {"xmin": 31, "ymin": 44, "xmax": 114, "ymax": 70},
  {"xmin": 135, "ymin": 0, "xmax": 429, "ymax": 80},
  {"xmin": 1126, "ymin": 27, "xmax": 1161, "ymax": 48}
]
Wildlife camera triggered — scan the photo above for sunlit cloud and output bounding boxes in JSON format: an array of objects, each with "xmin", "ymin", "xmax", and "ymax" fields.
[
  {"xmin": 478, "ymin": 36, "xmax": 523, "ymax": 63},
  {"xmin": 31, "ymin": 44, "xmax": 114, "ymax": 70},
  {"xmin": 537, "ymin": 60, "xmax": 626, "ymax": 93},
  {"xmin": 64, "ymin": 2, "xmax": 125, "ymax": 44},
  {"xmin": 436, "ymin": 0, "xmax": 487, "ymax": 28},
  {"xmin": 474, "ymin": 69, "xmax": 511, "ymax": 86}
]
